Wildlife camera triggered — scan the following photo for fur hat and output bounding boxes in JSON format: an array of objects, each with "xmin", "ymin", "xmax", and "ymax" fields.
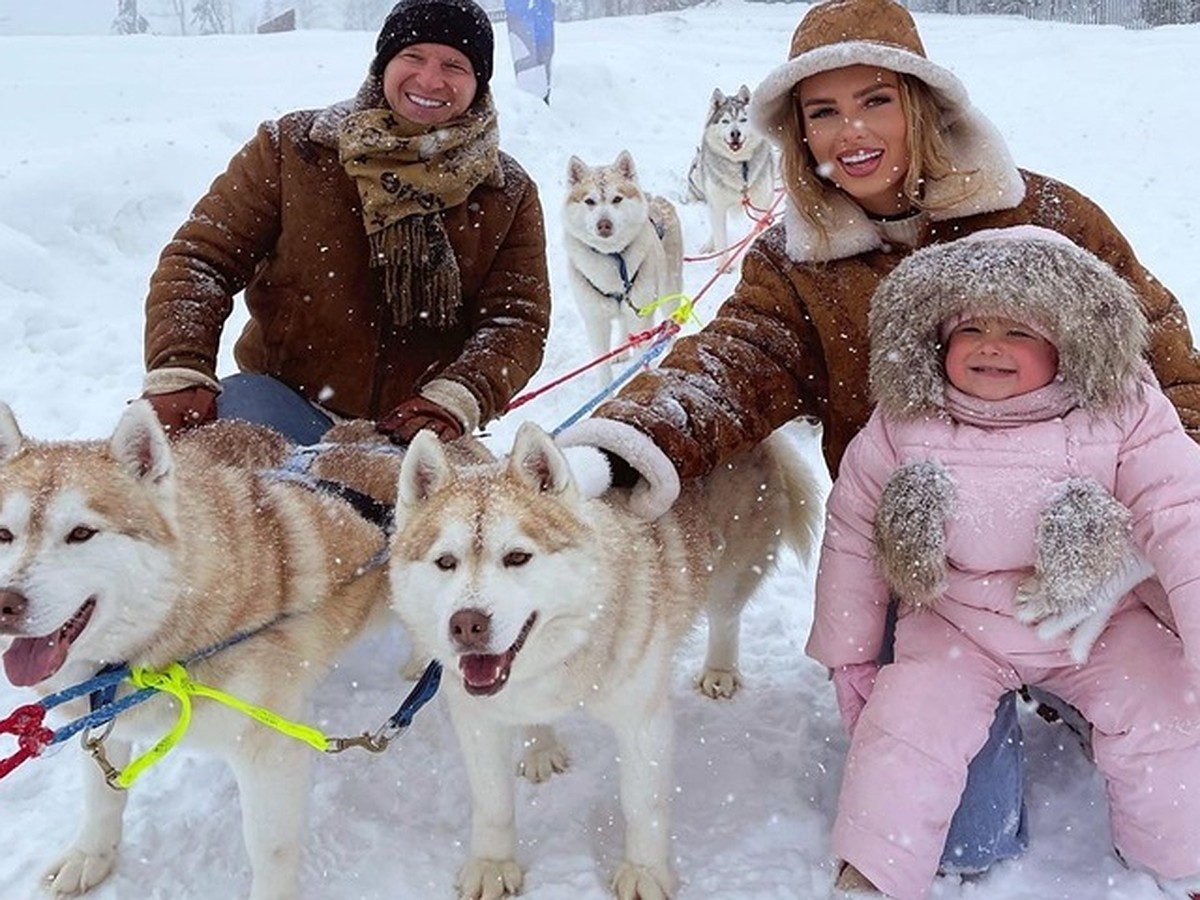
[
  {"xmin": 868, "ymin": 226, "xmax": 1149, "ymax": 417},
  {"xmin": 371, "ymin": 0, "xmax": 494, "ymax": 86},
  {"xmin": 747, "ymin": 0, "xmax": 1025, "ymax": 264},
  {"xmin": 750, "ymin": 0, "xmax": 970, "ymax": 139}
]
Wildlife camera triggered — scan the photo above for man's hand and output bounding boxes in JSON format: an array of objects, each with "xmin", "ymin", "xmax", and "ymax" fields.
[
  {"xmin": 142, "ymin": 386, "xmax": 218, "ymax": 436},
  {"xmin": 376, "ymin": 396, "xmax": 464, "ymax": 444}
]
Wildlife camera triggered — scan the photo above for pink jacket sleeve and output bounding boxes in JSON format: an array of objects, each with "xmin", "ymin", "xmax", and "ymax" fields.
[
  {"xmin": 1116, "ymin": 384, "xmax": 1200, "ymax": 670},
  {"xmin": 806, "ymin": 411, "xmax": 896, "ymax": 669}
]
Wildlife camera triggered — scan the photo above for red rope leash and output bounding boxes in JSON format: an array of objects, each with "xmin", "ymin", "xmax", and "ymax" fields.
[
  {"xmin": 505, "ymin": 188, "xmax": 786, "ymax": 413},
  {"xmin": 0, "ymin": 704, "xmax": 54, "ymax": 779}
]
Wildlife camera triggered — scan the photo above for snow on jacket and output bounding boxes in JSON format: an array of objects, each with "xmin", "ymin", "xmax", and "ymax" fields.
[
  {"xmin": 143, "ymin": 80, "xmax": 550, "ymax": 429},
  {"xmin": 806, "ymin": 235, "xmax": 1200, "ymax": 672}
]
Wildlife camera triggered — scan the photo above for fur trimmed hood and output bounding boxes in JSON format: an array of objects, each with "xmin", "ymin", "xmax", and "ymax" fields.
[
  {"xmin": 869, "ymin": 226, "xmax": 1150, "ymax": 418},
  {"xmin": 748, "ymin": 0, "xmax": 1026, "ymax": 263}
]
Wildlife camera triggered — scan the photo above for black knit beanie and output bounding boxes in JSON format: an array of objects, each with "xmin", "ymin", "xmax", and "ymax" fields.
[{"xmin": 371, "ymin": 0, "xmax": 494, "ymax": 86}]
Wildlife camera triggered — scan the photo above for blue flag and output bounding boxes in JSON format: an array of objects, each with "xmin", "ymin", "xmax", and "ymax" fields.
[{"xmin": 504, "ymin": 0, "xmax": 555, "ymax": 104}]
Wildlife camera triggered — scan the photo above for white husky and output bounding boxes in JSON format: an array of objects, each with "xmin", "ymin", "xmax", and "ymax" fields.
[
  {"xmin": 387, "ymin": 422, "xmax": 821, "ymax": 899},
  {"xmin": 563, "ymin": 150, "xmax": 685, "ymax": 385},
  {"xmin": 685, "ymin": 85, "xmax": 776, "ymax": 260},
  {"xmin": 0, "ymin": 402, "xmax": 394, "ymax": 900}
]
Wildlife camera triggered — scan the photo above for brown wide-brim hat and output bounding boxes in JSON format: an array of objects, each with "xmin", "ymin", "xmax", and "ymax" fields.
[{"xmin": 749, "ymin": 0, "xmax": 971, "ymax": 140}]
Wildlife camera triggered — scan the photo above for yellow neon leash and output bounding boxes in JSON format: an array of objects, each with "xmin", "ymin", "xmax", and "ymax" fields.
[
  {"xmin": 118, "ymin": 662, "xmax": 329, "ymax": 788},
  {"xmin": 635, "ymin": 293, "xmax": 700, "ymax": 328}
]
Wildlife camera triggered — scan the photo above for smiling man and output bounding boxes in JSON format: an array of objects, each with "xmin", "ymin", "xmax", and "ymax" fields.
[{"xmin": 141, "ymin": 0, "xmax": 550, "ymax": 450}]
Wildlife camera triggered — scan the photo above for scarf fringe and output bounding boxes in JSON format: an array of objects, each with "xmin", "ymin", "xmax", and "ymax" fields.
[{"xmin": 369, "ymin": 216, "xmax": 461, "ymax": 329}]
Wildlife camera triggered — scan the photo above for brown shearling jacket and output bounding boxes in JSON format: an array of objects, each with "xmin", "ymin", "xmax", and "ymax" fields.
[
  {"xmin": 144, "ymin": 102, "xmax": 550, "ymax": 426},
  {"xmin": 594, "ymin": 170, "xmax": 1200, "ymax": 480}
]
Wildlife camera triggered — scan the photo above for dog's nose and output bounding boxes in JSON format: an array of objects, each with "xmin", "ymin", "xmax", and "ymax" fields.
[
  {"xmin": 0, "ymin": 588, "xmax": 28, "ymax": 626},
  {"xmin": 596, "ymin": 218, "xmax": 613, "ymax": 238},
  {"xmin": 449, "ymin": 608, "xmax": 491, "ymax": 651}
]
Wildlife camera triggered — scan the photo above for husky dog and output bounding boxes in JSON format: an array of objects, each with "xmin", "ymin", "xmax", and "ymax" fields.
[
  {"xmin": 0, "ymin": 402, "xmax": 396, "ymax": 900},
  {"xmin": 388, "ymin": 422, "xmax": 821, "ymax": 899},
  {"xmin": 685, "ymin": 85, "xmax": 776, "ymax": 259},
  {"xmin": 563, "ymin": 150, "xmax": 684, "ymax": 385}
]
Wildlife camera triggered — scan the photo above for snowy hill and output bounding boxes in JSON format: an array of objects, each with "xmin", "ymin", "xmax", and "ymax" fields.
[{"xmin": 1, "ymin": 3, "xmax": 1197, "ymax": 898}]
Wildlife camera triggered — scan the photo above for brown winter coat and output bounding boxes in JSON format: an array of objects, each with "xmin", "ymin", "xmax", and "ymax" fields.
[
  {"xmin": 144, "ymin": 98, "xmax": 551, "ymax": 424},
  {"xmin": 593, "ymin": 170, "xmax": 1200, "ymax": 479}
]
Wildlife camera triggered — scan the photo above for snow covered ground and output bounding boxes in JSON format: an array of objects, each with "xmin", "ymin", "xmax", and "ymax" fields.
[{"xmin": 1, "ymin": 3, "xmax": 1197, "ymax": 897}]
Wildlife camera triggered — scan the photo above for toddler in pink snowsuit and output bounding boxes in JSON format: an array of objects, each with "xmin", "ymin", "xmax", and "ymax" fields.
[{"xmin": 809, "ymin": 225, "xmax": 1200, "ymax": 899}]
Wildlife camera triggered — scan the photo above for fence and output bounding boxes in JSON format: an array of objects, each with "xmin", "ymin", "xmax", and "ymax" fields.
[{"xmin": 908, "ymin": 0, "xmax": 1200, "ymax": 26}]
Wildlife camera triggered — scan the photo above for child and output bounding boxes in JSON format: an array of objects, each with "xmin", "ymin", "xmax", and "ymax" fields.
[{"xmin": 808, "ymin": 225, "xmax": 1200, "ymax": 899}]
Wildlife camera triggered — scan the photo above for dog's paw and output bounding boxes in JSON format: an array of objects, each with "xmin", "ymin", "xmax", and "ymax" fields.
[
  {"xmin": 611, "ymin": 861, "xmax": 675, "ymax": 900},
  {"xmin": 456, "ymin": 857, "xmax": 524, "ymax": 900},
  {"xmin": 517, "ymin": 739, "xmax": 569, "ymax": 784},
  {"xmin": 43, "ymin": 846, "xmax": 118, "ymax": 896},
  {"xmin": 695, "ymin": 667, "xmax": 741, "ymax": 699}
]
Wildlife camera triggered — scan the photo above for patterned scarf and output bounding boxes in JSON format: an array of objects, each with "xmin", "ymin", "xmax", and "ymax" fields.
[{"xmin": 338, "ymin": 94, "xmax": 502, "ymax": 328}]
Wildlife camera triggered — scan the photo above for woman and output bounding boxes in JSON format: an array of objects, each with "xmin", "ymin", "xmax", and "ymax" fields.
[
  {"xmin": 558, "ymin": 0, "xmax": 1200, "ymax": 883},
  {"xmin": 141, "ymin": 0, "xmax": 551, "ymax": 446}
]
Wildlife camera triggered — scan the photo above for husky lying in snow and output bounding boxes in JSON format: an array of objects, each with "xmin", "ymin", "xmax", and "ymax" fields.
[
  {"xmin": 0, "ymin": 403, "xmax": 407, "ymax": 900},
  {"xmin": 387, "ymin": 422, "xmax": 821, "ymax": 899}
]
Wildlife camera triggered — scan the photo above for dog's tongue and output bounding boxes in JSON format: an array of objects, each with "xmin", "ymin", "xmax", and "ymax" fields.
[
  {"xmin": 3, "ymin": 633, "xmax": 69, "ymax": 687},
  {"xmin": 460, "ymin": 652, "xmax": 510, "ymax": 693}
]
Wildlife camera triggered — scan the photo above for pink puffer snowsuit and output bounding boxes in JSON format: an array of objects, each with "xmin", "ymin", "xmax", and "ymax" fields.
[{"xmin": 807, "ymin": 230, "xmax": 1200, "ymax": 900}]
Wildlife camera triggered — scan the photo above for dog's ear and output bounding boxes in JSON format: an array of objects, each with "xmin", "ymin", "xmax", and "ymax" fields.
[
  {"xmin": 736, "ymin": 84, "xmax": 751, "ymax": 103},
  {"xmin": 708, "ymin": 87, "xmax": 725, "ymax": 119},
  {"xmin": 397, "ymin": 430, "xmax": 452, "ymax": 508},
  {"xmin": 509, "ymin": 421, "xmax": 572, "ymax": 497},
  {"xmin": 566, "ymin": 155, "xmax": 588, "ymax": 185},
  {"xmin": 613, "ymin": 150, "xmax": 637, "ymax": 182},
  {"xmin": 0, "ymin": 402, "xmax": 24, "ymax": 463},
  {"xmin": 111, "ymin": 400, "xmax": 174, "ymax": 485}
]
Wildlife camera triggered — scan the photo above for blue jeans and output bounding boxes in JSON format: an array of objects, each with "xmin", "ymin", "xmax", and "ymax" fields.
[
  {"xmin": 880, "ymin": 603, "xmax": 1029, "ymax": 872},
  {"xmin": 215, "ymin": 373, "xmax": 333, "ymax": 445},
  {"xmin": 940, "ymin": 692, "xmax": 1028, "ymax": 872}
]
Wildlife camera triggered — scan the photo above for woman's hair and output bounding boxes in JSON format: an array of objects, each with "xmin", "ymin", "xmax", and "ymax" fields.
[{"xmin": 781, "ymin": 72, "xmax": 976, "ymax": 250}]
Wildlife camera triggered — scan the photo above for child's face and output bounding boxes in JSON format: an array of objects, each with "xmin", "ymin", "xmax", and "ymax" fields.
[{"xmin": 944, "ymin": 316, "xmax": 1059, "ymax": 401}]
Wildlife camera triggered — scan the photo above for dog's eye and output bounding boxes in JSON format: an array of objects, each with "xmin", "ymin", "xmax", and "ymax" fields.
[
  {"xmin": 66, "ymin": 526, "xmax": 97, "ymax": 544},
  {"xmin": 503, "ymin": 551, "xmax": 531, "ymax": 568},
  {"xmin": 0, "ymin": 527, "xmax": 12, "ymax": 543},
  {"xmin": 612, "ymin": 196, "xmax": 622, "ymax": 205},
  {"xmin": 434, "ymin": 554, "xmax": 458, "ymax": 571},
  {"xmin": 584, "ymin": 198, "xmax": 596, "ymax": 206}
]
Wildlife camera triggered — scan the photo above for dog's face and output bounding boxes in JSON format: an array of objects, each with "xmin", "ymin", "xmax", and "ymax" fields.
[
  {"xmin": 389, "ymin": 425, "xmax": 603, "ymax": 697},
  {"xmin": 703, "ymin": 85, "xmax": 761, "ymax": 158},
  {"xmin": 0, "ymin": 402, "xmax": 178, "ymax": 688},
  {"xmin": 562, "ymin": 149, "xmax": 651, "ymax": 251}
]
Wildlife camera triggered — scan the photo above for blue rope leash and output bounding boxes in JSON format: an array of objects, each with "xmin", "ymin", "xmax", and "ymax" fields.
[
  {"xmin": 37, "ymin": 617, "xmax": 291, "ymax": 748},
  {"xmin": 551, "ymin": 326, "xmax": 678, "ymax": 437}
]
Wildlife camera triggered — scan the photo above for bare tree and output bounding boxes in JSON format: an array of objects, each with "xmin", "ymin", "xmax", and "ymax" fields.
[
  {"xmin": 113, "ymin": 0, "xmax": 150, "ymax": 33},
  {"xmin": 193, "ymin": 0, "xmax": 228, "ymax": 32}
]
